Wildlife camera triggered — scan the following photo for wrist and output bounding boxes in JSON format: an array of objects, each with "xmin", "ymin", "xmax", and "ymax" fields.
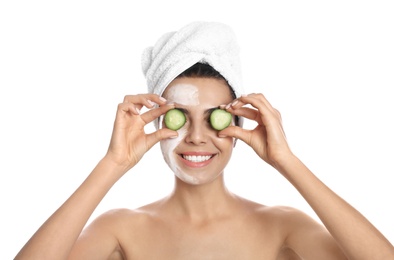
[
  {"xmin": 98, "ymin": 155, "xmax": 132, "ymax": 180},
  {"xmin": 103, "ymin": 150, "xmax": 136, "ymax": 171},
  {"xmin": 271, "ymin": 152, "xmax": 300, "ymax": 174}
]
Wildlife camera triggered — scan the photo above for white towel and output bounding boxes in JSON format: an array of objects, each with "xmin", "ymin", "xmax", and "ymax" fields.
[{"xmin": 141, "ymin": 21, "xmax": 244, "ymax": 98}]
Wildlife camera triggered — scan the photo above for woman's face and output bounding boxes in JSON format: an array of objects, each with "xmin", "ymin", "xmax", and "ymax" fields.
[{"xmin": 160, "ymin": 77, "xmax": 235, "ymax": 185}]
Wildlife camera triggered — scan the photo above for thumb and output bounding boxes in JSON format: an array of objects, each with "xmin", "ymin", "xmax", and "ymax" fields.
[
  {"xmin": 145, "ymin": 129, "xmax": 178, "ymax": 149},
  {"xmin": 219, "ymin": 126, "xmax": 249, "ymax": 144}
]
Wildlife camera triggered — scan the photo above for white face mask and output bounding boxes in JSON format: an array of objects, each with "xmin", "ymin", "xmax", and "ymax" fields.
[{"xmin": 160, "ymin": 83, "xmax": 202, "ymax": 184}]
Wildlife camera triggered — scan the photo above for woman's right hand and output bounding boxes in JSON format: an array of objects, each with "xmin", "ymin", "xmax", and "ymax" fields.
[{"xmin": 105, "ymin": 94, "xmax": 176, "ymax": 174}]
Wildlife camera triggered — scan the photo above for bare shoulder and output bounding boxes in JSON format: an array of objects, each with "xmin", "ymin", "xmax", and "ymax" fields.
[
  {"xmin": 257, "ymin": 205, "xmax": 328, "ymax": 236},
  {"xmin": 252, "ymin": 204, "xmax": 328, "ymax": 242},
  {"xmin": 255, "ymin": 204, "xmax": 346, "ymax": 259},
  {"xmin": 235, "ymin": 196, "xmax": 310, "ymax": 223},
  {"xmin": 255, "ymin": 204, "xmax": 316, "ymax": 223},
  {"xmin": 70, "ymin": 207, "xmax": 156, "ymax": 259},
  {"xmin": 244, "ymin": 202, "xmax": 321, "ymax": 231},
  {"xmin": 87, "ymin": 206, "xmax": 160, "ymax": 234},
  {"xmin": 235, "ymin": 200, "xmax": 346, "ymax": 259},
  {"xmin": 92, "ymin": 207, "xmax": 149, "ymax": 223}
]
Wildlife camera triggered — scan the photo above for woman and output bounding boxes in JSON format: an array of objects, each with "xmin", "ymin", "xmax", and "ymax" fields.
[{"xmin": 16, "ymin": 22, "xmax": 394, "ymax": 259}]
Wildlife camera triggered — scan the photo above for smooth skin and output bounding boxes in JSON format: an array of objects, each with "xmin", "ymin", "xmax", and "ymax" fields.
[{"xmin": 15, "ymin": 77, "xmax": 394, "ymax": 259}]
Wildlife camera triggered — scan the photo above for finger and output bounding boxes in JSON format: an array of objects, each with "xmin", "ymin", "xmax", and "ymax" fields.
[
  {"xmin": 230, "ymin": 93, "xmax": 277, "ymax": 115},
  {"xmin": 123, "ymin": 94, "xmax": 168, "ymax": 108},
  {"xmin": 140, "ymin": 103, "xmax": 175, "ymax": 124},
  {"xmin": 230, "ymin": 95, "xmax": 287, "ymax": 141},
  {"xmin": 227, "ymin": 106, "xmax": 263, "ymax": 125},
  {"xmin": 230, "ymin": 95, "xmax": 281, "ymax": 127},
  {"xmin": 227, "ymin": 103, "xmax": 275, "ymax": 127},
  {"xmin": 145, "ymin": 128, "xmax": 178, "ymax": 149},
  {"xmin": 243, "ymin": 93, "xmax": 276, "ymax": 113},
  {"xmin": 225, "ymin": 97, "xmax": 246, "ymax": 110},
  {"xmin": 117, "ymin": 102, "xmax": 140, "ymax": 116},
  {"xmin": 218, "ymin": 125, "xmax": 254, "ymax": 145}
]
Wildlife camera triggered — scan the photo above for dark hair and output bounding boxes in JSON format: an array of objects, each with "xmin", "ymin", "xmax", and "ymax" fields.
[
  {"xmin": 176, "ymin": 63, "xmax": 237, "ymax": 100},
  {"xmin": 176, "ymin": 62, "xmax": 240, "ymax": 126}
]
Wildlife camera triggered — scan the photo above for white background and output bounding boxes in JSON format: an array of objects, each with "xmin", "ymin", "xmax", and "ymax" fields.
[{"xmin": 1, "ymin": 1, "xmax": 393, "ymax": 258}]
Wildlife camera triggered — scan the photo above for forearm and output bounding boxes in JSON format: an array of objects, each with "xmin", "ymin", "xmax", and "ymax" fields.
[
  {"xmin": 15, "ymin": 157, "xmax": 126, "ymax": 260},
  {"xmin": 276, "ymin": 155, "xmax": 394, "ymax": 259}
]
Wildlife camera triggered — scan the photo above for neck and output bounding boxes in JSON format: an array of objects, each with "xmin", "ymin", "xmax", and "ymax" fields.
[{"xmin": 167, "ymin": 174, "xmax": 237, "ymax": 221}]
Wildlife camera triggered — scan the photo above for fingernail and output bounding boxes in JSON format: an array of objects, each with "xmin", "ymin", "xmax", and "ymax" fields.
[
  {"xmin": 169, "ymin": 135, "xmax": 178, "ymax": 139},
  {"xmin": 231, "ymin": 100, "xmax": 238, "ymax": 107},
  {"xmin": 147, "ymin": 100, "xmax": 154, "ymax": 106},
  {"xmin": 135, "ymin": 107, "xmax": 140, "ymax": 114},
  {"xmin": 159, "ymin": 96, "xmax": 167, "ymax": 102}
]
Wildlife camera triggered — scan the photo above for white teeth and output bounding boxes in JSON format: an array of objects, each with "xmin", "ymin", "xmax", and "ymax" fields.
[{"xmin": 183, "ymin": 155, "xmax": 212, "ymax": 162}]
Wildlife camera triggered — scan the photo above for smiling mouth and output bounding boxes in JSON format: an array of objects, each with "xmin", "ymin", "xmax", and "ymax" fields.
[{"xmin": 181, "ymin": 154, "xmax": 215, "ymax": 163}]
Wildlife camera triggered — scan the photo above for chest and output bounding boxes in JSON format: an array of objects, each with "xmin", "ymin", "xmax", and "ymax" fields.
[{"xmin": 121, "ymin": 218, "xmax": 284, "ymax": 259}]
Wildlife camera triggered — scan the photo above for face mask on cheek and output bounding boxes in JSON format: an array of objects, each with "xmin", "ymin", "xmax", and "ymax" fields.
[{"xmin": 160, "ymin": 128, "xmax": 200, "ymax": 184}]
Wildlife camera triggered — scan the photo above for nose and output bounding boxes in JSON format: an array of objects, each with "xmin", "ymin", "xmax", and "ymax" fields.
[{"xmin": 185, "ymin": 121, "xmax": 208, "ymax": 145}]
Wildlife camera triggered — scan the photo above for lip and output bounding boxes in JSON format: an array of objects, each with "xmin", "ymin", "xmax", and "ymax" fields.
[{"xmin": 178, "ymin": 152, "xmax": 217, "ymax": 168}]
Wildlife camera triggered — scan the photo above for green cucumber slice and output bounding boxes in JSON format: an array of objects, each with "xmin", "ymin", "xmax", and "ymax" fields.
[
  {"xmin": 164, "ymin": 109, "xmax": 186, "ymax": 130},
  {"xmin": 210, "ymin": 109, "xmax": 232, "ymax": 130}
]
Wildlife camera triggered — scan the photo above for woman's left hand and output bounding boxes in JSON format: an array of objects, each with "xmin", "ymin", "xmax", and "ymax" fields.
[{"xmin": 220, "ymin": 93, "xmax": 293, "ymax": 168}]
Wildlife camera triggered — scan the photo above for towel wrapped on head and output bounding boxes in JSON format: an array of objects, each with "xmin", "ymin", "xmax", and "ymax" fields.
[{"xmin": 141, "ymin": 21, "xmax": 244, "ymax": 99}]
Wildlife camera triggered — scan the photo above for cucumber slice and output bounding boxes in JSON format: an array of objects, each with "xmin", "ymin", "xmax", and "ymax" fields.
[
  {"xmin": 164, "ymin": 109, "xmax": 186, "ymax": 130},
  {"xmin": 210, "ymin": 109, "xmax": 232, "ymax": 130}
]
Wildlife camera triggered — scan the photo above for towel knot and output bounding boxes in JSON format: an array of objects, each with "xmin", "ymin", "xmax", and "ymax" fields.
[{"xmin": 141, "ymin": 21, "xmax": 244, "ymax": 98}]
